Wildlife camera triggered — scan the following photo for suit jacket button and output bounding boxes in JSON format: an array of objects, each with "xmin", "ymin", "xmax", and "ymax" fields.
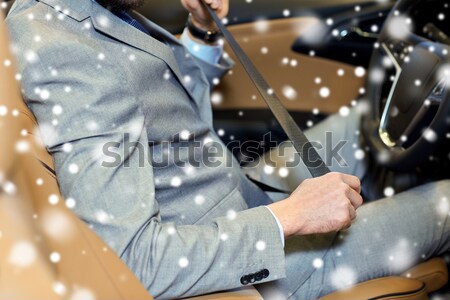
[
  {"xmin": 240, "ymin": 275, "xmax": 249, "ymax": 285},
  {"xmin": 248, "ymin": 273, "xmax": 256, "ymax": 283},
  {"xmin": 262, "ymin": 269, "xmax": 269, "ymax": 278},
  {"xmin": 255, "ymin": 271, "xmax": 263, "ymax": 281}
]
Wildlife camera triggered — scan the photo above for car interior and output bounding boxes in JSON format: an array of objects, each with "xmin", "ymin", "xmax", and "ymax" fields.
[{"xmin": 1, "ymin": 0, "xmax": 450, "ymax": 299}]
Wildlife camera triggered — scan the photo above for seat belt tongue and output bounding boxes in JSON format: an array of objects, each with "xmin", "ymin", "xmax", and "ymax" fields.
[{"xmin": 201, "ymin": 2, "xmax": 330, "ymax": 178}]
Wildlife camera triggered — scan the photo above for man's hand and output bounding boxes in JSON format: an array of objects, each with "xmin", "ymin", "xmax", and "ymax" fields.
[
  {"xmin": 268, "ymin": 172, "xmax": 363, "ymax": 238},
  {"xmin": 181, "ymin": 0, "xmax": 229, "ymax": 31}
]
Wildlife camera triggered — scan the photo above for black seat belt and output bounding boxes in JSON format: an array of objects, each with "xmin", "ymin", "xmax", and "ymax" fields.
[{"xmin": 202, "ymin": 3, "xmax": 331, "ymax": 178}]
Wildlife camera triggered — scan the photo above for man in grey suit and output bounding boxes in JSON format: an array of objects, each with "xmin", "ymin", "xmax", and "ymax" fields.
[{"xmin": 6, "ymin": 0, "xmax": 450, "ymax": 299}]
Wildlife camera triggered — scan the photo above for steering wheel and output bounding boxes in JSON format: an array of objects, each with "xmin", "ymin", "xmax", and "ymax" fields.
[{"xmin": 362, "ymin": 0, "xmax": 450, "ymax": 171}]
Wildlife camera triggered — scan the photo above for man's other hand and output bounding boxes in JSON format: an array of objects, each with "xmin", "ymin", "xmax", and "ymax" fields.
[
  {"xmin": 181, "ymin": 0, "xmax": 229, "ymax": 31},
  {"xmin": 268, "ymin": 172, "xmax": 363, "ymax": 238}
]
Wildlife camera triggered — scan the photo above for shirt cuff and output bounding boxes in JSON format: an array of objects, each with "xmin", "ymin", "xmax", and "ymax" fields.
[
  {"xmin": 264, "ymin": 206, "xmax": 285, "ymax": 248},
  {"xmin": 180, "ymin": 28, "xmax": 223, "ymax": 65}
]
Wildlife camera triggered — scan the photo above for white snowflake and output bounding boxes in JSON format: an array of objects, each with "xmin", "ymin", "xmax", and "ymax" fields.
[
  {"xmin": 69, "ymin": 287, "xmax": 96, "ymax": 300},
  {"xmin": 385, "ymin": 15, "xmax": 412, "ymax": 40},
  {"xmin": 436, "ymin": 197, "xmax": 449, "ymax": 216},
  {"xmin": 168, "ymin": 176, "xmax": 182, "ymax": 188},
  {"xmin": 384, "ymin": 186, "xmax": 395, "ymax": 197},
  {"xmin": 354, "ymin": 149, "xmax": 365, "ymax": 160},
  {"xmin": 48, "ymin": 194, "xmax": 59, "ymax": 205},
  {"xmin": 387, "ymin": 238, "xmax": 415, "ymax": 272},
  {"xmin": 211, "ymin": 92, "xmax": 223, "ymax": 105},
  {"xmin": 65, "ymin": 198, "xmax": 76, "ymax": 209},
  {"xmin": 96, "ymin": 15, "xmax": 110, "ymax": 28},
  {"xmin": 95, "ymin": 210, "xmax": 111, "ymax": 224},
  {"xmin": 86, "ymin": 121, "xmax": 99, "ymax": 131},
  {"xmin": 183, "ymin": 75, "xmax": 191, "ymax": 84},
  {"xmin": 195, "ymin": 195, "xmax": 205, "ymax": 205},
  {"xmin": 255, "ymin": 240, "xmax": 266, "ymax": 251},
  {"xmin": 423, "ymin": 128, "xmax": 438, "ymax": 143},
  {"xmin": 319, "ymin": 87, "xmax": 330, "ymax": 98},
  {"xmin": 354, "ymin": 66, "xmax": 366, "ymax": 77},
  {"xmin": 68, "ymin": 163, "xmax": 79, "ymax": 174},
  {"xmin": 330, "ymin": 265, "xmax": 357, "ymax": 290},
  {"xmin": 167, "ymin": 226, "xmax": 176, "ymax": 235},
  {"xmin": 264, "ymin": 165, "xmax": 275, "ymax": 175},
  {"xmin": 53, "ymin": 282, "xmax": 67, "ymax": 296},
  {"xmin": 312, "ymin": 258, "xmax": 324, "ymax": 269},
  {"xmin": 282, "ymin": 85, "xmax": 298, "ymax": 100},
  {"xmin": 339, "ymin": 106, "xmax": 350, "ymax": 117},
  {"xmin": 24, "ymin": 50, "xmax": 38, "ymax": 63},
  {"xmin": 49, "ymin": 252, "xmax": 61, "ymax": 263},
  {"xmin": 15, "ymin": 140, "xmax": 30, "ymax": 153},
  {"xmin": 254, "ymin": 19, "xmax": 270, "ymax": 33},
  {"xmin": 39, "ymin": 89, "xmax": 50, "ymax": 100},
  {"xmin": 180, "ymin": 130, "xmax": 190, "ymax": 140},
  {"xmin": 8, "ymin": 241, "xmax": 37, "ymax": 268},
  {"xmin": 212, "ymin": 78, "xmax": 220, "ymax": 85},
  {"xmin": 227, "ymin": 209, "xmax": 237, "ymax": 220},
  {"xmin": 178, "ymin": 257, "xmax": 189, "ymax": 268},
  {"xmin": 52, "ymin": 105, "xmax": 63, "ymax": 115},
  {"xmin": 217, "ymin": 129, "xmax": 225, "ymax": 136},
  {"xmin": 63, "ymin": 143, "xmax": 73, "ymax": 153},
  {"xmin": 369, "ymin": 68, "xmax": 385, "ymax": 84},
  {"xmin": 278, "ymin": 167, "xmax": 289, "ymax": 178}
]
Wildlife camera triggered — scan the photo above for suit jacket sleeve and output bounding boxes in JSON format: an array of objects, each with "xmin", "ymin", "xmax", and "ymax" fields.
[{"xmin": 10, "ymin": 29, "xmax": 285, "ymax": 300}]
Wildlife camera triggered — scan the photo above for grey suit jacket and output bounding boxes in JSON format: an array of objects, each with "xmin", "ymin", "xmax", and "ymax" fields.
[{"xmin": 6, "ymin": 0, "xmax": 286, "ymax": 298}]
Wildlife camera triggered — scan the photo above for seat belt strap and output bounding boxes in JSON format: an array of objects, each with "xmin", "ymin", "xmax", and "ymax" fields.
[
  {"xmin": 201, "ymin": 3, "xmax": 330, "ymax": 178},
  {"xmin": 245, "ymin": 175, "xmax": 290, "ymax": 194}
]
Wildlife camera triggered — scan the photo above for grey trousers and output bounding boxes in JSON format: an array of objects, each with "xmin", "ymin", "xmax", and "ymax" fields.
[{"xmin": 244, "ymin": 105, "xmax": 450, "ymax": 299}]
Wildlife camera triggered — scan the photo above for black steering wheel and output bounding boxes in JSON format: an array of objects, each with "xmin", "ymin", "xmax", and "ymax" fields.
[{"xmin": 362, "ymin": 0, "xmax": 450, "ymax": 171}]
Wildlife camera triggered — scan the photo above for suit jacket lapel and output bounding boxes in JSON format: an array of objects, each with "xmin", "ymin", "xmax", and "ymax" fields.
[
  {"xmin": 90, "ymin": 5, "xmax": 188, "ymax": 88},
  {"xmin": 130, "ymin": 11, "xmax": 183, "ymax": 47}
]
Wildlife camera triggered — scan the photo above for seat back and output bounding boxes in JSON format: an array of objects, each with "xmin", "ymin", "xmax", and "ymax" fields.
[{"xmin": 0, "ymin": 11, "xmax": 153, "ymax": 300}]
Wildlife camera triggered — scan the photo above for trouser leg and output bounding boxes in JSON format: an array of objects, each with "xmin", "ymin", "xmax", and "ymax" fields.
[{"xmin": 292, "ymin": 180, "xmax": 450, "ymax": 299}]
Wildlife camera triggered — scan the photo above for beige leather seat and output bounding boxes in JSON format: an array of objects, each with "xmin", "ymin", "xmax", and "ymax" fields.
[{"xmin": 0, "ymin": 9, "xmax": 448, "ymax": 300}]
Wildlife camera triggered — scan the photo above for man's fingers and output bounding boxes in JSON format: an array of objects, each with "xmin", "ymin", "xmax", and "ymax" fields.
[
  {"xmin": 341, "ymin": 174, "xmax": 361, "ymax": 194},
  {"xmin": 348, "ymin": 203, "xmax": 357, "ymax": 220},
  {"xmin": 205, "ymin": 0, "xmax": 219, "ymax": 9},
  {"xmin": 348, "ymin": 188, "xmax": 363, "ymax": 209}
]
